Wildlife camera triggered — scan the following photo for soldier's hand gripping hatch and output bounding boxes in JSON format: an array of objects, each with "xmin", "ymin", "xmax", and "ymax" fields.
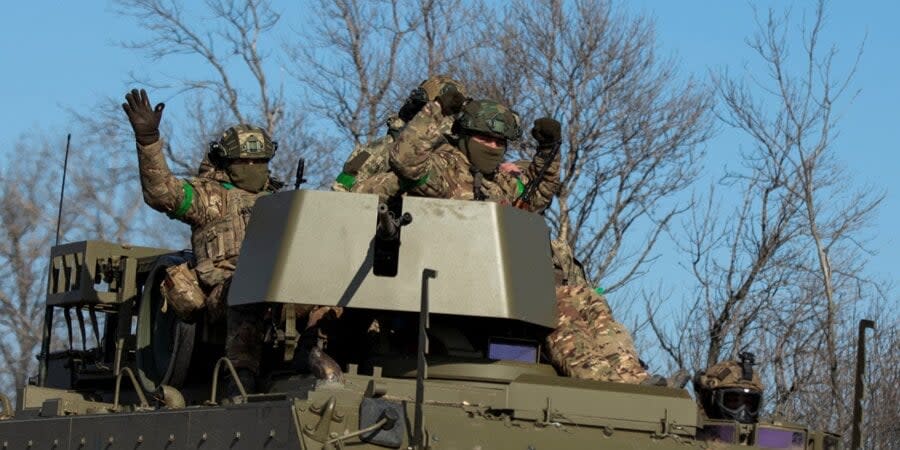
[{"xmin": 122, "ymin": 89, "xmax": 165, "ymax": 145}]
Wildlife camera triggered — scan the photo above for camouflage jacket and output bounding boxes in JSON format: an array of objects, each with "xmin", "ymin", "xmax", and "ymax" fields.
[
  {"xmin": 389, "ymin": 101, "xmax": 560, "ymax": 206},
  {"xmin": 550, "ymin": 236, "xmax": 588, "ymax": 287},
  {"xmin": 137, "ymin": 139, "xmax": 267, "ymax": 287},
  {"xmin": 332, "ymin": 116, "xmax": 406, "ymax": 192}
]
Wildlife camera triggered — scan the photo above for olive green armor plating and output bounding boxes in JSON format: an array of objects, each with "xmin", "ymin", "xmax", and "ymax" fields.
[{"xmin": 0, "ymin": 191, "xmax": 841, "ymax": 449}]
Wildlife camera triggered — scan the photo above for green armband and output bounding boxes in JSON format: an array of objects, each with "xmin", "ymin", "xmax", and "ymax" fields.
[
  {"xmin": 169, "ymin": 182, "xmax": 195, "ymax": 219},
  {"xmin": 335, "ymin": 172, "xmax": 356, "ymax": 190},
  {"xmin": 399, "ymin": 173, "xmax": 429, "ymax": 191},
  {"xmin": 516, "ymin": 178, "xmax": 525, "ymax": 196}
]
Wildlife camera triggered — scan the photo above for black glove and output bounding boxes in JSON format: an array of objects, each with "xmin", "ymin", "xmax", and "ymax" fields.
[
  {"xmin": 398, "ymin": 87, "xmax": 428, "ymax": 122},
  {"xmin": 531, "ymin": 117, "xmax": 561, "ymax": 150},
  {"xmin": 122, "ymin": 89, "xmax": 165, "ymax": 145},
  {"xmin": 435, "ymin": 89, "xmax": 466, "ymax": 117}
]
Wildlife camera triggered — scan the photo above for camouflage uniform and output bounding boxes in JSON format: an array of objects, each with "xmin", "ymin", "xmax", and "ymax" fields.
[
  {"xmin": 546, "ymin": 285, "xmax": 647, "ymax": 383},
  {"xmin": 335, "ymin": 75, "xmax": 467, "ymax": 194},
  {"xmin": 391, "ymin": 100, "xmax": 648, "ymax": 384},
  {"xmin": 136, "ymin": 135, "xmax": 274, "ymax": 375},
  {"xmin": 332, "ymin": 116, "xmax": 405, "ymax": 192},
  {"xmin": 389, "ymin": 101, "xmax": 560, "ymax": 205},
  {"xmin": 550, "ymin": 236, "xmax": 588, "ymax": 287},
  {"xmin": 350, "ymin": 115, "xmax": 455, "ymax": 199}
]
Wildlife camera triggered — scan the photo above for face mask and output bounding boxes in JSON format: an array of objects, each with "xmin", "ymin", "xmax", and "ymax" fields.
[
  {"xmin": 226, "ymin": 162, "xmax": 269, "ymax": 193},
  {"xmin": 462, "ymin": 136, "xmax": 505, "ymax": 176}
]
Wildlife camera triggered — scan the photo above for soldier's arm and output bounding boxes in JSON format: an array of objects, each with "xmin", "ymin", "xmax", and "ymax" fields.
[
  {"xmin": 520, "ymin": 147, "xmax": 561, "ymax": 211},
  {"xmin": 389, "ymin": 101, "xmax": 451, "ymax": 189},
  {"xmin": 137, "ymin": 139, "xmax": 204, "ymax": 224}
]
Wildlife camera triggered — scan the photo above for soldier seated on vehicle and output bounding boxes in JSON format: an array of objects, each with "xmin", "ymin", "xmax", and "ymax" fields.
[
  {"xmin": 385, "ymin": 92, "xmax": 651, "ymax": 384},
  {"xmin": 333, "ymin": 75, "xmax": 468, "ymax": 195},
  {"xmin": 122, "ymin": 89, "xmax": 340, "ymax": 395},
  {"xmin": 693, "ymin": 352, "xmax": 764, "ymax": 424}
]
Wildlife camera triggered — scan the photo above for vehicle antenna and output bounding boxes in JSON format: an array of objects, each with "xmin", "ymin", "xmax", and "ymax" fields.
[{"xmin": 55, "ymin": 134, "xmax": 72, "ymax": 246}]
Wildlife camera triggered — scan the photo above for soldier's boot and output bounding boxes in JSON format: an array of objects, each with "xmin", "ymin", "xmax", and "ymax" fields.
[
  {"xmin": 640, "ymin": 374, "xmax": 669, "ymax": 387},
  {"xmin": 308, "ymin": 347, "xmax": 343, "ymax": 383},
  {"xmin": 668, "ymin": 369, "xmax": 691, "ymax": 389},
  {"xmin": 292, "ymin": 306, "xmax": 344, "ymax": 383},
  {"xmin": 640, "ymin": 369, "xmax": 691, "ymax": 388}
]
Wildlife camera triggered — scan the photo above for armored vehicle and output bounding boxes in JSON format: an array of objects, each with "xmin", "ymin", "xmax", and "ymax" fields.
[{"xmin": 0, "ymin": 190, "xmax": 841, "ymax": 449}]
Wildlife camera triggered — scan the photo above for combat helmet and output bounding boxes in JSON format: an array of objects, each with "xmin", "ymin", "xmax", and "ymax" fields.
[
  {"xmin": 693, "ymin": 352, "xmax": 764, "ymax": 424},
  {"xmin": 208, "ymin": 124, "xmax": 277, "ymax": 163},
  {"xmin": 455, "ymin": 99, "xmax": 522, "ymax": 142}
]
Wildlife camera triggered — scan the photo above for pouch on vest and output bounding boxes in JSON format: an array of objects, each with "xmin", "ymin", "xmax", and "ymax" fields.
[
  {"xmin": 161, "ymin": 262, "xmax": 206, "ymax": 321},
  {"xmin": 194, "ymin": 258, "xmax": 233, "ymax": 289}
]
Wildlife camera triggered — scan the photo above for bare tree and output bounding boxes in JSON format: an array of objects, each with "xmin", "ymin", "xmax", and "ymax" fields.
[
  {"xmin": 289, "ymin": 0, "xmax": 418, "ymax": 145},
  {"xmin": 0, "ymin": 135, "xmax": 59, "ymax": 392},
  {"xmin": 112, "ymin": 0, "xmax": 335, "ymax": 188},
  {"xmin": 465, "ymin": 0, "xmax": 714, "ymax": 294},
  {"xmin": 649, "ymin": 1, "xmax": 892, "ymax": 446}
]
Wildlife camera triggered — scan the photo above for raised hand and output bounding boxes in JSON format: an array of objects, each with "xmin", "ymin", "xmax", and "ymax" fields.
[
  {"xmin": 435, "ymin": 89, "xmax": 466, "ymax": 117},
  {"xmin": 531, "ymin": 117, "xmax": 561, "ymax": 149},
  {"xmin": 122, "ymin": 89, "xmax": 165, "ymax": 145}
]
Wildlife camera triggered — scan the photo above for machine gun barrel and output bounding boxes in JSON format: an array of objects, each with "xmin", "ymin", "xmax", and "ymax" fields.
[{"xmin": 376, "ymin": 203, "xmax": 412, "ymax": 241}]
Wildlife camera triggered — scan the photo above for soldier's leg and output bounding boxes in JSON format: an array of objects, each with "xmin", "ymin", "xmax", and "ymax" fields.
[
  {"xmin": 546, "ymin": 285, "xmax": 649, "ymax": 384},
  {"xmin": 225, "ymin": 303, "xmax": 264, "ymax": 394}
]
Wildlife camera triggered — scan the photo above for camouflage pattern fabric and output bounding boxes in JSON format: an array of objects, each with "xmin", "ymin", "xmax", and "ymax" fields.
[
  {"xmin": 347, "ymin": 114, "xmax": 456, "ymax": 198},
  {"xmin": 351, "ymin": 171, "xmax": 402, "ymax": 202},
  {"xmin": 389, "ymin": 101, "xmax": 560, "ymax": 206},
  {"xmin": 137, "ymin": 138, "xmax": 270, "ymax": 373},
  {"xmin": 550, "ymin": 236, "xmax": 588, "ymax": 287},
  {"xmin": 547, "ymin": 286, "xmax": 649, "ymax": 383},
  {"xmin": 332, "ymin": 116, "xmax": 405, "ymax": 192},
  {"xmin": 387, "ymin": 102, "xmax": 647, "ymax": 383},
  {"xmin": 160, "ymin": 262, "xmax": 205, "ymax": 320}
]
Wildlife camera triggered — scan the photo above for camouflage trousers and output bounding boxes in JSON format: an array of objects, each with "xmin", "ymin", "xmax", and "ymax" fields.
[
  {"xmin": 226, "ymin": 304, "xmax": 265, "ymax": 374},
  {"xmin": 546, "ymin": 285, "xmax": 649, "ymax": 384},
  {"xmin": 160, "ymin": 262, "xmax": 231, "ymax": 323}
]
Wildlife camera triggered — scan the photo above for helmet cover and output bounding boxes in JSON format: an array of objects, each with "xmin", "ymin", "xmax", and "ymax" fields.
[
  {"xmin": 694, "ymin": 358, "xmax": 764, "ymax": 424},
  {"xmin": 456, "ymin": 100, "xmax": 522, "ymax": 142},
  {"xmin": 211, "ymin": 124, "xmax": 277, "ymax": 161}
]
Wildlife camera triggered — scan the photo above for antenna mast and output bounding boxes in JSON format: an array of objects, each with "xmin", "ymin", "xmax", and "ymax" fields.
[{"xmin": 55, "ymin": 134, "xmax": 72, "ymax": 246}]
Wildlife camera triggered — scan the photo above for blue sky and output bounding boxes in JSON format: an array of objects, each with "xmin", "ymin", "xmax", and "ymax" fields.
[{"xmin": 1, "ymin": 1, "xmax": 897, "ymax": 296}]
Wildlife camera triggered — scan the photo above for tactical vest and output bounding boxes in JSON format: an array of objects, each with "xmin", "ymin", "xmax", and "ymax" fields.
[{"xmin": 190, "ymin": 183, "xmax": 266, "ymax": 269}]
